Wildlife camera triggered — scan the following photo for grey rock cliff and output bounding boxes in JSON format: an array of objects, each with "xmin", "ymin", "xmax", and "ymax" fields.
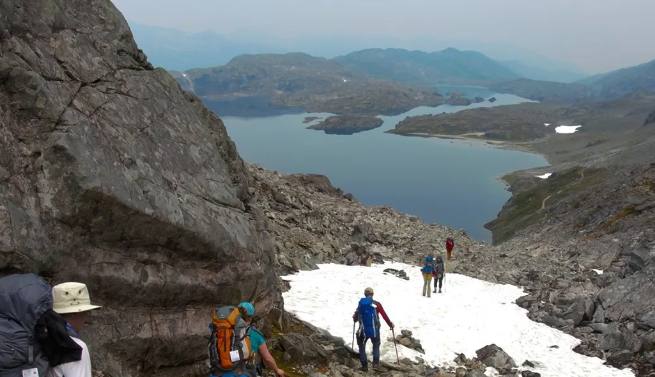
[{"xmin": 0, "ymin": 0, "xmax": 279, "ymax": 376}]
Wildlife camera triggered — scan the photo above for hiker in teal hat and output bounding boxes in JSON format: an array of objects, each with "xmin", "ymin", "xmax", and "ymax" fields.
[{"xmin": 237, "ymin": 302, "xmax": 285, "ymax": 377}]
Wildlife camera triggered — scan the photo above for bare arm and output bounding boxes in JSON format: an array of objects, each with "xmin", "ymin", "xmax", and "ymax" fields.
[{"xmin": 258, "ymin": 342, "xmax": 284, "ymax": 377}]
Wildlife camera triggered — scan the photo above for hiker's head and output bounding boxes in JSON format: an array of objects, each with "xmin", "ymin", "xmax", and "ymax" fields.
[
  {"xmin": 364, "ymin": 287, "xmax": 374, "ymax": 298},
  {"xmin": 52, "ymin": 282, "xmax": 101, "ymax": 332},
  {"xmin": 238, "ymin": 302, "xmax": 255, "ymax": 324}
]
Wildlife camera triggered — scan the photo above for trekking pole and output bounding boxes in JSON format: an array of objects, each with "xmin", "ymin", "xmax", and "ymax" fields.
[
  {"xmin": 352, "ymin": 322, "xmax": 355, "ymax": 349},
  {"xmin": 391, "ymin": 328, "xmax": 400, "ymax": 365}
]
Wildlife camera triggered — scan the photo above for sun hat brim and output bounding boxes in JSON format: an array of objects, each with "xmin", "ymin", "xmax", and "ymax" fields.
[{"xmin": 54, "ymin": 304, "xmax": 102, "ymax": 314}]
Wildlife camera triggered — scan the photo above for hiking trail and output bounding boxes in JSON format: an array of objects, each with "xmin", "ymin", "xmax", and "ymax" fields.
[{"xmin": 541, "ymin": 169, "xmax": 585, "ymax": 209}]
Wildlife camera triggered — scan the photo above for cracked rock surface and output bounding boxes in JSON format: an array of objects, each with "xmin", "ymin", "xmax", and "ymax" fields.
[{"xmin": 1, "ymin": 1, "xmax": 280, "ymax": 376}]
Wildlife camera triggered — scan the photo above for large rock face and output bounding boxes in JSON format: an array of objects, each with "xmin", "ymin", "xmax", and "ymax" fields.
[{"xmin": 0, "ymin": 1, "xmax": 280, "ymax": 376}]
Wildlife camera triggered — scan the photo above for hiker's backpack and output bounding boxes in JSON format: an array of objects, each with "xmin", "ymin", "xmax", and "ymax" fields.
[
  {"xmin": 208, "ymin": 306, "xmax": 253, "ymax": 376},
  {"xmin": 435, "ymin": 259, "xmax": 445, "ymax": 276},
  {"xmin": 422, "ymin": 256, "xmax": 434, "ymax": 274},
  {"xmin": 357, "ymin": 297, "xmax": 379, "ymax": 339},
  {"xmin": 447, "ymin": 238, "xmax": 454, "ymax": 249},
  {"xmin": 0, "ymin": 274, "xmax": 52, "ymax": 377}
]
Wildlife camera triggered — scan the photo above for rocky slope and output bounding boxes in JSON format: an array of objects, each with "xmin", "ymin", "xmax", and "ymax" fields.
[
  {"xmin": 171, "ymin": 53, "xmax": 446, "ymax": 115},
  {"xmin": 0, "ymin": 1, "xmax": 280, "ymax": 376},
  {"xmin": 246, "ymin": 164, "xmax": 480, "ymax": 277},
  {"xmin": 306, "ymin": 114, "xmax": 384, "ymax": 135}
]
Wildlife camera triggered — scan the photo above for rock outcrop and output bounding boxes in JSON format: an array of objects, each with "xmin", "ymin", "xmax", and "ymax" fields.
[
  {"xmin": 645, "ymin": 110, "xmax": 655, "ymax": 126},
  {"xmin": 0, "ymin": 1, "xmax": 279, "ymax": 376},
  {"xmin": 306, "ymin": 114, "xmax": 384, "ymax": 135}
]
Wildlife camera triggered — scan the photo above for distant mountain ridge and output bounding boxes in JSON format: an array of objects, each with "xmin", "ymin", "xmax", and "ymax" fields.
[
  {"xmin": 331, "ymin": 47, "xmax": 520, "ymax": 85},
  {"xmin": 578, "ymin": 58, "xmax": 655, "ymax": 99},
  {"xmin": 129, "ymin": 22, "xmax": 587, "ymax": 81},
  {"xmin": 173, "ymin": 52, "xmax": 447, "ymax": 115}
]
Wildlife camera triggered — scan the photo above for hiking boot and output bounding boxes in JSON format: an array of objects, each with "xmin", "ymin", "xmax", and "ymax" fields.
[
  {"xmin": 360, "ymin": 365, "xmax": 368, "ymax": 372},
  {"xmin": 439, "ymin": 289, "xmax": 442, "ymax": 293},
  {"xmin": 373, "ymin": 362, "xmax": 381, "ymax": 371},
  {"xmin": 433, "ymin": 289, "xmax": 436, "ymax": 293}
]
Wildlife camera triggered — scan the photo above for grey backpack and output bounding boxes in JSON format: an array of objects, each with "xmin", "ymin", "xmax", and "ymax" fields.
[{"xmin": 0, "ymin": 274, "xmax": 52, "ymax": 377}]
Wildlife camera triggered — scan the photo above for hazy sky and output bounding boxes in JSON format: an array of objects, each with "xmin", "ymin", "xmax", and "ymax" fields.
[{"xmin": 111, "ymin": 0, "xmax": 654, "ymax": 73}]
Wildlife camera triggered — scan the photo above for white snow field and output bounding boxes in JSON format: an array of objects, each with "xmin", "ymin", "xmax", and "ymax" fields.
[
  {"xmin": 555, "ymin": 125, "xmax": 582, "ymax": 134},
  {"xmin": 281, "ymin": 262, "xmax": 634, "ymax": 377},
  {"xmin": 536, "ymin": 173, "xmax": 553, "ymax": 179}
]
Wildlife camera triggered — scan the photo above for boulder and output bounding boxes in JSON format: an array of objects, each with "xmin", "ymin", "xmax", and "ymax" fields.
[
  {"xmin": 605, "ymin": 349, "xmax": 634, "ymax": 368},
  {"xmin": 598, "ymin": 323, "xmax": 642, "ymax": 352},
  {"xmin": 560, "ymin": 296, "xmax": 595, "ymax": 326},
  {"xmin": 475, "ymin": 344, "xmax": 517, "ymax": 370},
  {"xmin": 0, "ymin": 1, "xmax": 280, "ymax": 375},
  {"xmin": 628, "ymin": 245, "xmax": 653, "ymax": 273},
  {"xmin": 597, "ymin": 265, "xmax": 655, "ymax": 325},
  {"xmin": 281, "ymin": 333, "xmax": 330, "ymax": 364}
]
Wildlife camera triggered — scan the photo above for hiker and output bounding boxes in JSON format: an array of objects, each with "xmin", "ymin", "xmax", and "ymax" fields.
[
  {"xmin": 47, "ymin": 282, "xmax": 102, "ymax": 377},
  {"xmin": 238, "ymin": 302, "xmax": 285, "ymax": 377},
  {"xmin": 352, "ymin": 287, "xmax": 394, "ymax": 372},
  {"xmin": 433, "ymin": 256, "xmax": 445, "ymax": 293},
  {"xmin": 1, "ymin": 274, "xmax": 88, "ymax": 377},
  {"xmin": 207, "ymin": 302, "xmax": 284, "ymax": 377},
  {"xmin": 446, "ymin": 237, "xmax": 455, "ymax": 260},
  {"xmin": 421, "ymin": 252, "xmax": 435, "ymax": 297}
]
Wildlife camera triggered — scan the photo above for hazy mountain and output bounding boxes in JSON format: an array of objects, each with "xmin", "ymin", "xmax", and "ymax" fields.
[
  {"xmin": 177, "ymin": 52, "xmax": 446, "ymax": 115},
  {"xmin": 577, "ymin": 59, "xmax": 655, "ymax": 98},
  {"xmin": 333, "ymin": 48, "xmax": 520, "ymax": 85},
  {"xmin": 500, "ymin": 60, "xmax": 588, "ymax": 83},
  {"xmin": 128, "ymin": 23, "xmax": 286, "ymax": 71},
  {"xmin": 128, "ymin": 23, "xmax": 587, "ymax": 78}
]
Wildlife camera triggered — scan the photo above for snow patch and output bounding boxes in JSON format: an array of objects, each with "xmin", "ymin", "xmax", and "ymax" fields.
[
  {"xmin": 555, "ymin": 125, "xmax": 582, "ymax": 134},
  {"xmin": 593, "ymin": 269, "xmax": 604, "ymax": 275},
  {"xmin": 282, "ymin": 262, "xmax": 633, "ymax": 377},
  {"xmin": 536, "ymin": 173, "xmax": 552, "ymax": 179},
  {"xmin": 343, "ymin": 79, "xmax": 348, "ymax": 83},
  {"xmin": 544, "ymin": 123, "xmax": 550, "ymax": 127}
]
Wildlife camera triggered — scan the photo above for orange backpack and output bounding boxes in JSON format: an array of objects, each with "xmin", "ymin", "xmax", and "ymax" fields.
[{"xmin": 208, "ymin": 306, "xmax": 253, "ymax": 375}]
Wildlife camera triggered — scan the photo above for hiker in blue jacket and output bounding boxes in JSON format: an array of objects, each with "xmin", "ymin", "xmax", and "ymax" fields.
[
  {"xmin": 421, "ymin": 253, "xmax": 435, "ymax": 297},
  {"xmin": 352, "ymin": 287, "xmax": 394, "ymax": 372}
]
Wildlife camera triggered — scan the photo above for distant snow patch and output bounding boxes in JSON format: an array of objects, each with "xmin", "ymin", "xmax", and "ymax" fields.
[
  {"xmin": 556, "ymin": 125, "xmax": 582, "ymax": 134},
  {"xmin": 343, "ymin": 79, "xmax": 348, "ymax": 83},
  {"xmin": 593, "ymin": 269, "xmax": 604, "ymax": 275},
  {"xmin": 536, "ymin": 173, "xmax": 552, "ymax": 179},
  {"xmin": 182, "ymin": 73, "xmax": 187, "ymax": 77},
  {"xmin": 544, "ymin": 123, "xmax": 550, "ymax": 127}
]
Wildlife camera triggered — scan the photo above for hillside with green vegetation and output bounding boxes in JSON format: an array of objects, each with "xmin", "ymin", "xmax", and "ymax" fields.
[
  {"xmin": 332, "ymin": 48, "xmax": 520, "ymax": 86},
  {"xmin": 485, "ymin": 167, "xmax": 612, "ymax": 244},
  {"xmin": 173, "ymin": 53, "xmax": 445, "ymax": 115}
]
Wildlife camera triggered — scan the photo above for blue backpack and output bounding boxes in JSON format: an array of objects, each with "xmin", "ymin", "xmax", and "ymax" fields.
[
  {"xmin": 422, "ymin": 256, "xmax": 434, "ymax": 274},
  {"xmin": 357, "ymin": 297, "xmax": 379, "ymax": 338}
]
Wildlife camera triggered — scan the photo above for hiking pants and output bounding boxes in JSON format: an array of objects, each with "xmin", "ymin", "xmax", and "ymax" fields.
[
  {"xmin": 434, "ymin": 275, "xmax": 443, "ymax": 290},
  {"xmin": 357, "ymin": 332, "xmax": 380, "ymax": 366},
  {"xmin": 422, "ymin": 273, "xmax": 432, "ymax": 297},
  {"xmin": 447, "ymin": 249, "xmax": 453, "ymax": 260}
]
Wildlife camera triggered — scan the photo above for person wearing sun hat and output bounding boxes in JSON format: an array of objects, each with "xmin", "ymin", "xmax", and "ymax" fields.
[{"xmin": 46, "ymin": 282, "xmax": 102, "ymax": 377}]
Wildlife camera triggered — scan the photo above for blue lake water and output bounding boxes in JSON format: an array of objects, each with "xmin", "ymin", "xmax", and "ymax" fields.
[{"xmin": 213, "ymin": 90, "xmax": 548, "ymax": 243}]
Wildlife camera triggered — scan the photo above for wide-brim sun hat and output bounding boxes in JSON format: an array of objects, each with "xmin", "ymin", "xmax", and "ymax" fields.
[{"xmin": 52, "ymin": 282, "xmax": 102, "ymax": 314}]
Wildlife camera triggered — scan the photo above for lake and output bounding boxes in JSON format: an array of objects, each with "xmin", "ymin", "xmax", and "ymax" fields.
[{"xmin": 212, "ymin": 89, "xmax": 548, "ymax": 243}]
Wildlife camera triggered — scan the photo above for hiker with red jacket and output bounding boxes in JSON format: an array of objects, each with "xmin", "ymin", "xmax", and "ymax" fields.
[
  {"xmin": 446, "ymin": 237, "xmax": 455, "ymax": 260},
  {"xmin": 352, "ymin": 287, "xmax": 394, "ymax": 372}
]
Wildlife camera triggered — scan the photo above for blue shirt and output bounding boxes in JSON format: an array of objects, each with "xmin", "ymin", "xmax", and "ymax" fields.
[{"xmin": 248, "ymin": 327, "xmax": 266, "ymax": 354}]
